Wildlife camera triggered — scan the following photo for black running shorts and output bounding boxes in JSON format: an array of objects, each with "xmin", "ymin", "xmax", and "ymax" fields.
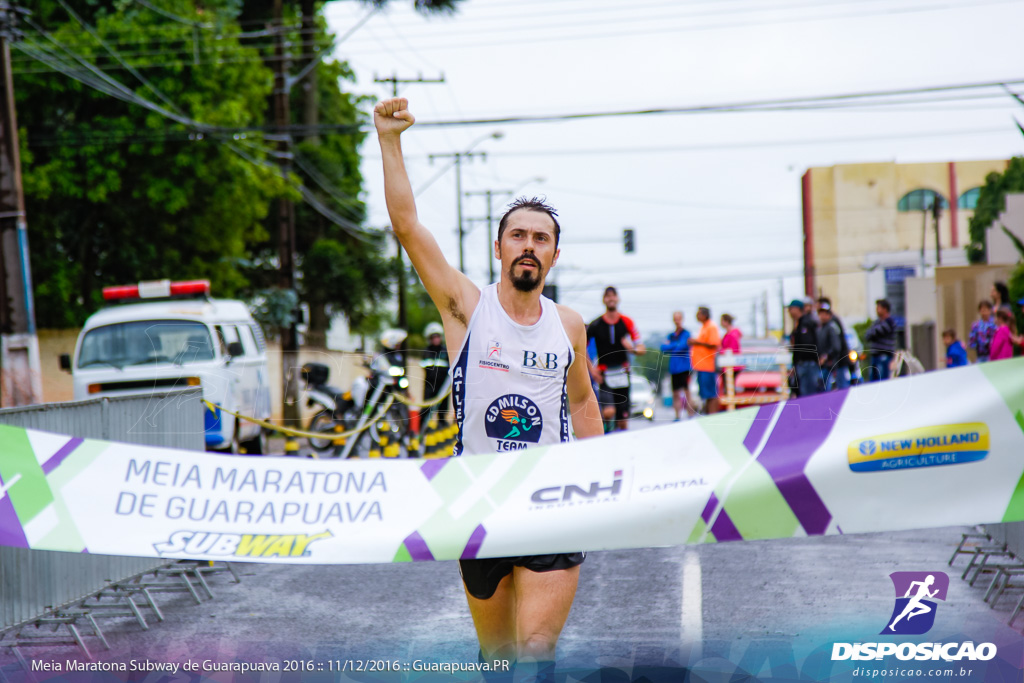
[
  {"xmin": 459, "ymin": 553, "xmax": 586, "ymax": 600},
  {"xmin": 598, "ymin": 384, "xmax": 631, "ymax": 421},
  {"xmin": 671, "ymin": 371, "xmax": 691, "ymax": 392}
]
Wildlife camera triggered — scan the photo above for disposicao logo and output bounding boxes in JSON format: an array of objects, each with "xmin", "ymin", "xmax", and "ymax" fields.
[
  {"xmin": 832, "ymin": 571, "xmax": 997, "ymax": 662},
  {"xmin": 847, "ymin": 423, "xmax": 988, "ymax": 473}
]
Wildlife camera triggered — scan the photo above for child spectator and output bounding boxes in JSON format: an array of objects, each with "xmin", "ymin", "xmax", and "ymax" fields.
[
  {"xmin": 968, "ymin": 300, "xmax": 997, "ymax": 363},
  {"xmin": 990, "ymin": 309, "xmax": 1017, "ymax": 361},
  {"xmin": 943, "ymin": 329, "xmax": 967, "ymax": 368}
]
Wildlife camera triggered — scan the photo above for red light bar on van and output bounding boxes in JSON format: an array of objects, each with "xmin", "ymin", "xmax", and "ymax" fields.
[{"xmin": 102, "ymin": 280, "xmax": 211, "ymax": 301}]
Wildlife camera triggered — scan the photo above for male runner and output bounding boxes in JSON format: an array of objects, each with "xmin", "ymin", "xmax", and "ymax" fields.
[
  {"xmin": 587, "ymin": 286, "xmax": 646, "ymax": 432},
  {"xmin": 375, "ymin": 98, "xmax": 603, "ymax": 670}
]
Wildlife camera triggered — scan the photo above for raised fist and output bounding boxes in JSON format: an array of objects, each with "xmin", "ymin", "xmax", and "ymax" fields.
[{"xmin": 374, "ymin": 98, "xmax": 415, "ymax": 137}]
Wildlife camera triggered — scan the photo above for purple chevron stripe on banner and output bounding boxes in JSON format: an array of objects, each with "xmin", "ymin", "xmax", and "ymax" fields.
[
  {"xmin": 743, "ymin": 403, "xmax": 779, "ymax": 454},
  {"xmin": 0, "ymin": 476, "xmax": 28, "ymax": 549},
  {"xmin": 755, "ymin": 391, "xmax": 848, "ymax": 535},
  {"xmin": 699, "ymin": 492, "xmax": 743, "ymax": 541},
  {"xmin": 420, "ymin": 459, "xmax": 449, "ymax": 482},
  {"xmin": 460, "ymin": 524, "xmax": 487, "ymax": 560},
  {"xmin": 41, "ymin": 437, "xmax": 84, "ymax": 476},
  {"xmin": 402, "ymin": 531, "xmax": 435, "ymax": 561}
]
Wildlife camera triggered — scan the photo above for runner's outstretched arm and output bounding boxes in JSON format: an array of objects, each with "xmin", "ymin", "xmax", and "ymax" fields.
[
  {"xmin": 374, "ymin": 98, "xmax": 480, "ymax": 332},
  {"xmin": 560, "ymin": 307, "xmax": 603, "ymax": 439}
]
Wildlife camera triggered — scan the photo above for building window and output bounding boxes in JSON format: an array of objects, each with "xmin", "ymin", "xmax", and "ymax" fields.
[
  {"xmin": 958, "ymin": 187, "xmax": 981, "ymax": 209},
  {"xmin": 897, "ymin": 189, "xmax": 949, "ymax": 212}
]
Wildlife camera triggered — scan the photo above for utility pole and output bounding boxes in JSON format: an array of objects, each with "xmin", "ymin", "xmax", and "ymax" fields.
[
  {"xmin": 428, "ymin": 150, "xmax": 487, "ymax": 273},
  {"xmin": 465, "ymin": 189, "xmax": 512, "ymax": 283},
  {"xmin": 374, "ymin": 72, "xmax": 445, "ymax": 98},
  {"xmin": 762, "ymin": 290, "xmax": 769, "ymax": 338},
  {"xmin": 778, "ymin": 278, "xmax": 786, "ymax": 335},
  {"xmin": 272, "ymin": 0, "xmax": 300, "ymax": 428},
  {"xmin": 0, "ymin": 3, "xmax": 41, "ymax": 406},
  {"xmin": 932, "ymin": 200, "xmax": 943, "ymax": 267},
  {"xmin": 374, "ymin": 73, "xmax": 444, "ymax": 331}
]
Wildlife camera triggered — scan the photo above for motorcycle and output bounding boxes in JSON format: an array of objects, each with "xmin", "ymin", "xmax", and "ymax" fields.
[
  {"xmin": 301, "ymin": 362, "xmax": 357, "ymax": 452},
  {"xmin": 303, "ymin": 329, "xmax": 413, "ymax": 458}
]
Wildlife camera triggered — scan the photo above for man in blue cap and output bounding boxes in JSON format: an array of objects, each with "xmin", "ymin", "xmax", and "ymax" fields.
[{"xmin": 788, "ymin": 299, "xmax": 822, "ymax": 397}]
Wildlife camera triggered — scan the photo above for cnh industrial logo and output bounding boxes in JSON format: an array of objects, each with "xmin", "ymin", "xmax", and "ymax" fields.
[
  {"xmin": 831, "ymin": 571, "xmax": 997, "ymax": 662},
  {"xmin": 530, "ymin": 470, "xmax": 623, "ymax": 505}
]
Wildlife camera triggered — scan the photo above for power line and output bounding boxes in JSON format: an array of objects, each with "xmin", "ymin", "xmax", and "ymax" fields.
[
  {"xmin": 132, "ymin": 0, "xmax": 216, "ymax": 29},
  {"xmin": 353, "ymin": 0, "xmax": 967, "ymax": 37},
  {"xmin": 341, "ymin": 0, "xmax": 1021, "ymax": 51},
  {"xmin": 404, "ymin": 79, "xmax": 1024, "ymax": 128},
  {"xmin": 16, "ymin": 17, "xmax": 370, "ymax": 239}
]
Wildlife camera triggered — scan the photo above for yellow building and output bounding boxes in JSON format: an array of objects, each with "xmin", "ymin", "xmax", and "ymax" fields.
[{"xmin": 802, "ymin": 159, "xmax": 1009, "ymax": 324}]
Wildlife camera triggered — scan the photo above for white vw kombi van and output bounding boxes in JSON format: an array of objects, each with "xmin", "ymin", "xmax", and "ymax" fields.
[{"xmin": 61, "ymin": 280, "xmax": 272, "ymax": 453}]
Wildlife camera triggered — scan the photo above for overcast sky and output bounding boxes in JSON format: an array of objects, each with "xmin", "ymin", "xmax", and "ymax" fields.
[{"xmin": 323, "ymin": 0, "xmax": 1024, "ymax": 340}]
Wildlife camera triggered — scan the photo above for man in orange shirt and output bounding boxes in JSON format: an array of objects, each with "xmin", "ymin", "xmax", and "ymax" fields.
[{"xmin": 688, "ymin": 306, "xmax": 721, "ymax": 414}]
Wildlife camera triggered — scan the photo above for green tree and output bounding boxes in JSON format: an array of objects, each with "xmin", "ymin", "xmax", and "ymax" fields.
[
  {"xmin": 965, "ymin": 156, "xmax": 1024, "ymax": 264},
  {"xmin": 300, "ymin": 235, "xmax": 394, "ymax": 333},
  {"xmin": 19, "ymin": 0, "xmax": 286, "ymax": 327}
]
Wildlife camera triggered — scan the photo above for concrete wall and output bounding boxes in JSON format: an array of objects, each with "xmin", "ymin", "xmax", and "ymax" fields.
[
  {"xmin": 987, "ymin": 193, "xmax": 1024, "ymax": 266},
  {"xmin": 807, "ymin": 159, "xmax": 1009, "ymax": 325}
]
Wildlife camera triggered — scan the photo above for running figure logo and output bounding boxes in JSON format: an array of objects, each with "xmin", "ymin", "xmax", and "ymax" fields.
[
  {"xmin": 484, "ymin": 394, "xmax": 543, "ymax": 444},
  {"xmin": 882, "ymin": 571, "xmax": 949, "ymax": 635},
  {"xmin": 500, "ymin": 409, "xmax": 533, "ymax": 439}
]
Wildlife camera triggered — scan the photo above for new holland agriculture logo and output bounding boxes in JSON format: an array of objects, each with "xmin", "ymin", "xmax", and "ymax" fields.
[
  {"xmin": 831, "ymin": 572, "xmax": 997, "ymax": 662},
  {"xmin": 153, "ymin": 530, "xmax": 332, "ymax": 558},
  {"xmin": 847, "ymin": 423, "xmax": 989, "ymax": 473}
]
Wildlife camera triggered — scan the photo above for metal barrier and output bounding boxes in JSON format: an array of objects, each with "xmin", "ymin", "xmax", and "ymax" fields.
[
  {"xmin": 0, "ymin": 389, "xmax": 204, "ymax": 632},
  {"xmin": 985, "ymin": 522, "xmax": 1024, "ymax": 558}
]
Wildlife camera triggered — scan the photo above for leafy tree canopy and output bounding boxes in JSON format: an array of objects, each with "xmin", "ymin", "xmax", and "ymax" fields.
[
  {"xmin": 966, "ymin": 156, "xmax": 1024, "ymax": 264},
  {"xmin": 19, "ymin": 0, "xmax": 460, "ymax": 335}
]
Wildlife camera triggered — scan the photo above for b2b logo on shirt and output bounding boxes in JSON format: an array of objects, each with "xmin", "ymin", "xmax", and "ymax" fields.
[{"xmin": 522, "ymin": 350, "xmax": 559, "ymax": 370}]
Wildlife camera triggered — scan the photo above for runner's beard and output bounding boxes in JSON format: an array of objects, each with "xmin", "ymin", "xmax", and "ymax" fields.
[{"xmin": 509, "ymin": 259, "xmax": 542, "ymax": 292}]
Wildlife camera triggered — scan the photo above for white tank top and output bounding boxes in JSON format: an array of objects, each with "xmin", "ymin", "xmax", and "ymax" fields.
[{"xmin": 451, "ymin": 284, "xmax": 575, "ymax": 456}]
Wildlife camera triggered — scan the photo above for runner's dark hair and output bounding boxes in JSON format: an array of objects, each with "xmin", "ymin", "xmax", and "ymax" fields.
[{"xmin": 497, "ymin": 196, "xmax": 561, "ymax": 247}]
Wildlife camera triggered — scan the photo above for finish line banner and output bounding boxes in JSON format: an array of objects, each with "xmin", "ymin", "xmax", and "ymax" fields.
[{"xmin": 2, "ymin": 360, "xmax": 1023, "ymax": 563}]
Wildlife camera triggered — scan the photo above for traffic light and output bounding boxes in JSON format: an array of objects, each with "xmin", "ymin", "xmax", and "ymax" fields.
[{"xmin": 623, "ymin": 228, "xmax": 635, "ymax": 253}]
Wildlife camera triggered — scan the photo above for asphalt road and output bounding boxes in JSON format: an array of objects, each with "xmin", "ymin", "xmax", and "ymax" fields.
[{"xmin": 3, "ymin": 405, "xmax": 1023, "ymax": 682}]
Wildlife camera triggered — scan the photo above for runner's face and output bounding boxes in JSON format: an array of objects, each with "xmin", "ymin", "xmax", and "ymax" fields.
[
  {"xmin": 604, "ymin": 292, "xmax": 618, "ymax": 311},
  {"xmin": 496, "ymin": 210, "xmax": 559, "ymax": 292},
  {"xmin": 672, "ymin": 312, "xmax": 682, "ymax": 327}
]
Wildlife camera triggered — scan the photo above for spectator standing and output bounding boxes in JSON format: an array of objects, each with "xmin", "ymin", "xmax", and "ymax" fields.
[
  {"xmin": 816, "ymin": 303, "xmax": 850, "ymax": 390},
  {"xmin": 688, "ymin": 306, "xmax": 721, "ymax": 414},
  {"xmin": 660, "ymin": 311, "xmax": 695, "ymax": 421},
  {"xmin": 968, "ymin": 300, "xmax": 997, "ymax": 363},
  {"xmin": 864, "ymin": 299, "xmax": 897, "ymax": 382},
  {"xmin": 817, "ymin": 297, "xmax": 855, "ymax": 385},
  {"xmin": 992, "ymin": 281, "xmax": 1013, "ymax": 315},
  {"xmin": 990, "ymin": 309, "xmax": 1017, "ymax": 361},
  {"xmin": 720, "ymin": 314, "xmax": 742, "ymax": 357},
  {"xmin": 788, "ymin": 299, "xmax": 822, "ymax": 396},
  {"xmin": 420, "ymin": 321, "xmax": 450, "ymax": 425},
  {"xmin": 943, "ymin": 329, "xmax": 968, "ymax": 368},
  {"xmin": 718, "ymin": 313, "xmax": 743, "ymax": 399}
]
